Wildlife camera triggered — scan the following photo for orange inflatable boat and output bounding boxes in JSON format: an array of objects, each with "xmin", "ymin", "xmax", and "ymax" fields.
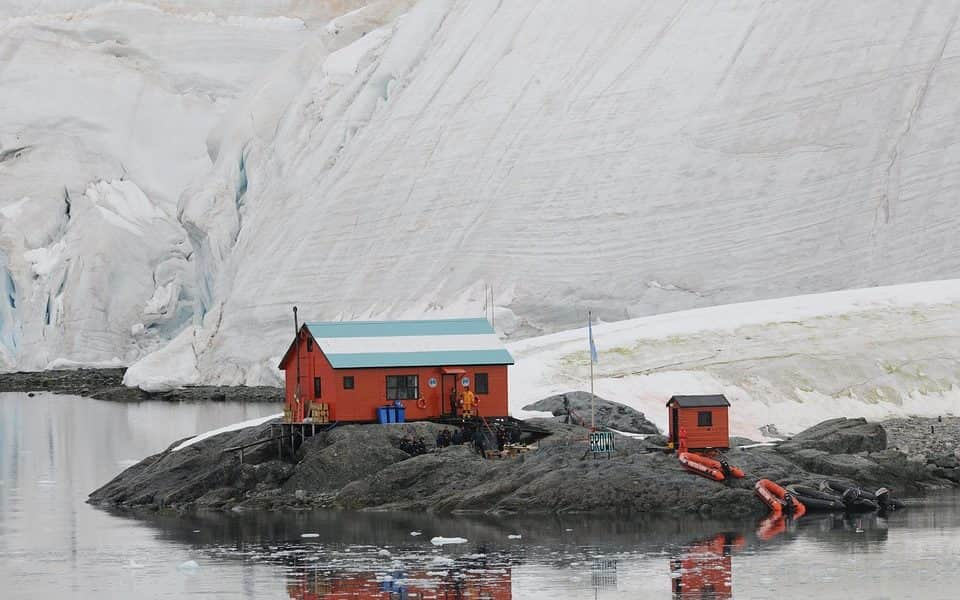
[
  {"xmin": 678, "ymin": 452, "xmax": 746, "ymax": 481},
  {"xmin": 755, "ymin": 479, "xmax": 806, "ymax": 517}
]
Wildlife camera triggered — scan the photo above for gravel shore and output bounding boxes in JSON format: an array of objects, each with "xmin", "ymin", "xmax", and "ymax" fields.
[{"xmin": 0, "ymin": 368, "xmax": 281, "ymax": 403}]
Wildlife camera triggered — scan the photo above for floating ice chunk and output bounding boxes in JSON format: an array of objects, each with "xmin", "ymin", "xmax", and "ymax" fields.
[
  {"xmin": 507, "ymin": 534, "xmax": 522, "ymax": 539},
  {"xmin": 430, "ymin": 556, "xmax": 455, "ymax": 566},
  {"xmin": 177, "ymin": 560, "xmax": 200, "ymax": 571},
  {"xmin": 431, "ymin": 536, "xmax": 467, "ymax": 546},
  {"xmin": 127, "ymin": 559, "xmax": 145, "ymax": 569},
  {"xmin": 301, "ymin": 533, "xmax": 320, "ymax": 538},
  {"xmin": 377, "ymin": 549, "xmax": 391, "ymax": 557},
  {"xmin": 410, "ymin": 531, "xmax": 422, "ymax": 536}
]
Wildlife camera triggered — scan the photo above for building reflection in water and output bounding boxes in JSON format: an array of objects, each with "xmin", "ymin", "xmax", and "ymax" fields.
[
  {"xmin": 286, "ymin": 566, "xmax": 512, "ymax": 600},
  {"xmin": 669, "ymin": 533, "xmax": 744, "ymax": 599},
  {"xmin": 590, "ymin": 557, "xmax": 618, "ymax": 591}
]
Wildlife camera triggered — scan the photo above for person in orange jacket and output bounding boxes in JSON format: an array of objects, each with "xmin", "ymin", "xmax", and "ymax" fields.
[
  {"xmin": 678, "ymin": 426, "xmax": 689, "ymax": 453},
  {"xmin": 461, "ymin": 384, "xmax": 477, "ymax": 418}
]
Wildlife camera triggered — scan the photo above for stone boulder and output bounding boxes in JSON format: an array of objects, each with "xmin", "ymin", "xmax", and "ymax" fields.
[
  {"xmin": 282, "ymin": 422, "xmax": 453, "ymax": 494},
  {"xmin": 777, "ymin": 418, "xmax": 886, "ymax": 455},
  {"xmin": 522, "ymin": 391, "xmax": 660, "ymax": 434}
]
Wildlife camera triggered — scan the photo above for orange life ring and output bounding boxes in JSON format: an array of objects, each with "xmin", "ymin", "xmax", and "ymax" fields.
[{"xmin": 416, "ymin": 397, "xmax": 427, "ymax": 410}]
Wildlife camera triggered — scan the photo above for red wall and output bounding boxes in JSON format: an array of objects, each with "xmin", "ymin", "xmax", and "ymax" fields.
[
  {"xmin": 668, "ymin": 404, "xmax": 729, "ymax": 449},
  {"xmin": 280, "ymin": 329, "xmax": 510, "ymax": 422}
]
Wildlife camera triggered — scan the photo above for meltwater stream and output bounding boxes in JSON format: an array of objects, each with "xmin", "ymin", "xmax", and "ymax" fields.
[{"xmin": 1, "ymin": 392, "xmax": 960, "ymax": 599}]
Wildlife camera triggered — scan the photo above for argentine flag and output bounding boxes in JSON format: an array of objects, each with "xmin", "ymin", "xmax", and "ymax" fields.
[{"xmin": 588, "ymin": 313, "xmax": 599, "ymax": 364}]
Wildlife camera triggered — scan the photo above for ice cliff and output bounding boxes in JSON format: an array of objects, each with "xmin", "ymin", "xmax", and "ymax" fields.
[{"xmin": 3, "ymin": 1, "xmax": 960, "ymax": 392}]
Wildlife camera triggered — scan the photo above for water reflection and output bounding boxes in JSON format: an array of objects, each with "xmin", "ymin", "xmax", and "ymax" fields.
[
  {"xmin": 670, "ymin": 533, "xmax": 742, "ymax": 599},
  {"xmin": 285, "ymin": 564, "xmax": 513, "ymax": 599},
  {"xmin": 4, "ymin": 392, "xmax": 960, "ymax": 599}
]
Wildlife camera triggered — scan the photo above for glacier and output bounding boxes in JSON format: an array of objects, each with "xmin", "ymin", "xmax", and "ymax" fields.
[
  {"xmin": 0, "ymin": 1, "xmax": 312, "ymax": 369},
  {"xmin": 3, "ymin": 0, "xmax": 960, "ymax": 421},
  {"xmin": 141, "ymin": 0, "xmax": 960, "ymax": 388}
]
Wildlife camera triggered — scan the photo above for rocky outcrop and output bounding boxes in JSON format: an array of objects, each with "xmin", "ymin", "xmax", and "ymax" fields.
[
  {"xmin": 0, "ymin": 367, "xmax": 281, "ymax": 403},
  {"xmin": 777, "ymin": 418, "xmax": 886, "ymax": 454},
  {"xmin": 522, "ymin": 391, "xmax": 660, "ymax": 434},
  {"xmin": 883, "ymin": 416, "xmax": 960, "ymax": 483},
  {"xmin": 89, "ymin": 416, "xmax": 951, "ymax": 516}
]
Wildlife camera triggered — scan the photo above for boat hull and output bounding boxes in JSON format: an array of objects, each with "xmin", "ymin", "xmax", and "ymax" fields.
[
  {"xmin": 678, "ymin": 452, "xmax": 745, "ymax": 481},
  {"xmin": 755, "ymin": 479, "xmax": 806, "ymax": 517}
]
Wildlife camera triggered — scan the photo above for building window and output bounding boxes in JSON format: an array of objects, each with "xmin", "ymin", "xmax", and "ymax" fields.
[
  {"xmin": 313, "ymin": 376, "xmax": 322, "ymax": 398},
  {"xmin": 697, "ymin": 411, "xmax": 712, "ymax": 427},
  {"xmin": 386, "ymin": 375, "xmax": 419, "ymax": 400},
  {"xmin": 474, "ymin": 373, "xmax": 489, "ymax": 394},
  {"xmin": 306, "ymin": 337, "xmax": 313, "ymax": 352},
  {"xmin": 343, "ymin": 376, "xmax": 355, "ymax": 390}
]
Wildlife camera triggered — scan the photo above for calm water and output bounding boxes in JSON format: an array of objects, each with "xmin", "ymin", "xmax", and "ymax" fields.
[{"xmin": 2, "ymin": 392, "xmax": 960, "ymax": 599}]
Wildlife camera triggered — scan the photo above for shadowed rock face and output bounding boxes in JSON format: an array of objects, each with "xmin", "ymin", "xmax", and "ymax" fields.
[
  {"xmin": 777, "ymin": 418, "xmax": 887, "ymax": 455},
  {"xmin": 89, "ymin": 417, "xmax": 949, "ymax": 516},
  {"xmin": 522, "ymin": 391, "xmax": 660, "ymax": 434}
]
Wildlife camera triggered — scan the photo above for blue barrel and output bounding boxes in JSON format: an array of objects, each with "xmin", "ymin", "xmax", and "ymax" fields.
[
  {"xmin": 395, "ymin": 405, "xmax": 406, "ymax": 423},
  {"xmin": 386, "ymin": 406, "xmax": 396, "ymax": 423},
  {"xmin": 376, "ymin": 406, "xmax": 389, "ymax": 424}
]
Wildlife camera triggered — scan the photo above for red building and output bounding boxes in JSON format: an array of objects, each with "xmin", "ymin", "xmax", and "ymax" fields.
[
  {"xmin": 666, "ymin": 394, "xmax": 731, "ymax": 450},
  {"xmin": 278, "ymin": 318, "xmax": 514, "ymax": 423}
]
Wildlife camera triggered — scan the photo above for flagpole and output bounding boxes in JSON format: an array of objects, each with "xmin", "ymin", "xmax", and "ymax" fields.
[{"xmin": 589, "ymin": 310, "xmax": 595, "ymax": 431}]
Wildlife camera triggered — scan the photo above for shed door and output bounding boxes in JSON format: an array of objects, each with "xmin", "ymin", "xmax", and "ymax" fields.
[{"xmin": 671, "ymin": 406, "xmax": 679, "ymax": 446}]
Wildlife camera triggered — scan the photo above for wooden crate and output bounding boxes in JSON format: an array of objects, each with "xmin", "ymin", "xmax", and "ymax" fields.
[{"xmin": 310, "ymin": 403, "xmax": 330, "ymax": 424}]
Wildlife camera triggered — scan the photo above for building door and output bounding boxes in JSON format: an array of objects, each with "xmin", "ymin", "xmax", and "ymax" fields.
[
  {"xmin": 442, "ymin": 373, "xmax": 458, "ymax": 416},
  {"xmin": 671, "ymin": 405, "xmax": 679, "ymax": 446}
]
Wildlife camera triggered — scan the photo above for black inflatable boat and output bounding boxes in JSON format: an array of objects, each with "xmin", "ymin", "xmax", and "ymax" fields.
[
  {"xmin": 819, "ymin": 480, "xmax": 904, "ymax": 511},
  {"xmin": 785, "ymin": 485, "xmax": 846, "ymax": 511}
]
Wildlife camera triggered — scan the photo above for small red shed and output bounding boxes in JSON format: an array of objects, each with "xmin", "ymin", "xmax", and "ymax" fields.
[
  {"xmin": 278, "ymin": 318, "xmax": 514, "ymax": 423},
  {"xmin": 666, "ymin": 394, "xmax": 730, "ymax": 450}
]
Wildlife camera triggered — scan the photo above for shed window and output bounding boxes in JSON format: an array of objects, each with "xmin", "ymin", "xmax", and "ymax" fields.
[
  {"xmin": 697, "ymin": 411, "xmax": 712, "ymax": 427},
  {"xmin": 386, "ymin": 375, "xmax": 419, "ymax": 400},
  {"xmin": 343, "ymin": 376, "xmax": 355, "ymax": 390},
  {"xmin": 474, "ymin": 373, "xmax": 489, "ymax": 394},
  {"xmin": 306, "ymin": 337, "xmax": 313, "ymax": 352},
  {"xmin": 313, "ymin": 376, "xmax": 322, "ymax": 398}
]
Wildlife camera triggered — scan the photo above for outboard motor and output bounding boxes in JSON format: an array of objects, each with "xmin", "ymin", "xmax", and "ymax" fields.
[
  {"xmin": 783, "ymin": 492, "xmax": 795, "ymax": 515},
  {"xmin": 719, "ymin": 456, "xmax": 732, "ymax": 479},
  {"xmin": 841, "ymin": 487, "xmax": 860, "ymax": 506},
  {"xmin": 874, "ymin": 487, "xmax": 891, "ymax": 508}
]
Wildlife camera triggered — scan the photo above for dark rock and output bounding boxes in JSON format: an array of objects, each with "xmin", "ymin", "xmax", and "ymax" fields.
[
  {"xmin": 944, "ymin": 468, "xmax": 960, "ymax": 483},
  {"xmin": 778, "ymin": 418, "xmax": 886, "ymax": 455},
  {"xmin": 930, "ymin": 453, "xmax": 959, "ymax": 469},
  {"xmin": 522, "ymin": 391, "xmax": 660, "ymax": 434},
  {"xmin": 0, "ymin": 367, "xmax": 282, "ymax": 403},
  {"xmin": 89, "ymin": 415, "xmax": 949, "ymax": 516},
  {"xmin": 283, "ymin": 422, "xmax": 452, "ymax": 493},
  {"xmin": 210, "ymin": 392, "xmax": 227, "ymax": 402}
]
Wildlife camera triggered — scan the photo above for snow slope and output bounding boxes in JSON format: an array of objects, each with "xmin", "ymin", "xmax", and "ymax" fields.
[
  {"xmin": 130, "ymin": 0, "xmax": 960, "ymax": 387},
  {"xmin": 509, "ymin": 279, "xmax": 960, "ymax": 439},
  {"xmin": 6, "ymin": 0, "xmax": 960, "ymax": 388}
]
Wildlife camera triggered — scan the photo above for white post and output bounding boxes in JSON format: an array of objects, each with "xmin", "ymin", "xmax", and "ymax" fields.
[{"xmin": 589, "ymin": 310, "xmax": 595, "ymax": 431}]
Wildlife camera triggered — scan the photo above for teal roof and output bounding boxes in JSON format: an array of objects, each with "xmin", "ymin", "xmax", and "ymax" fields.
[
  {"xmin": 304, "ymin": 318, "xmax": 495, "ymax": 338},
  {"xmin": 300, "ymin": 318, "xmax": 514, "ymax": 369},
  {"xmin": 323, "ymin": 350, "xmax": 514, "ymax": 369}
]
